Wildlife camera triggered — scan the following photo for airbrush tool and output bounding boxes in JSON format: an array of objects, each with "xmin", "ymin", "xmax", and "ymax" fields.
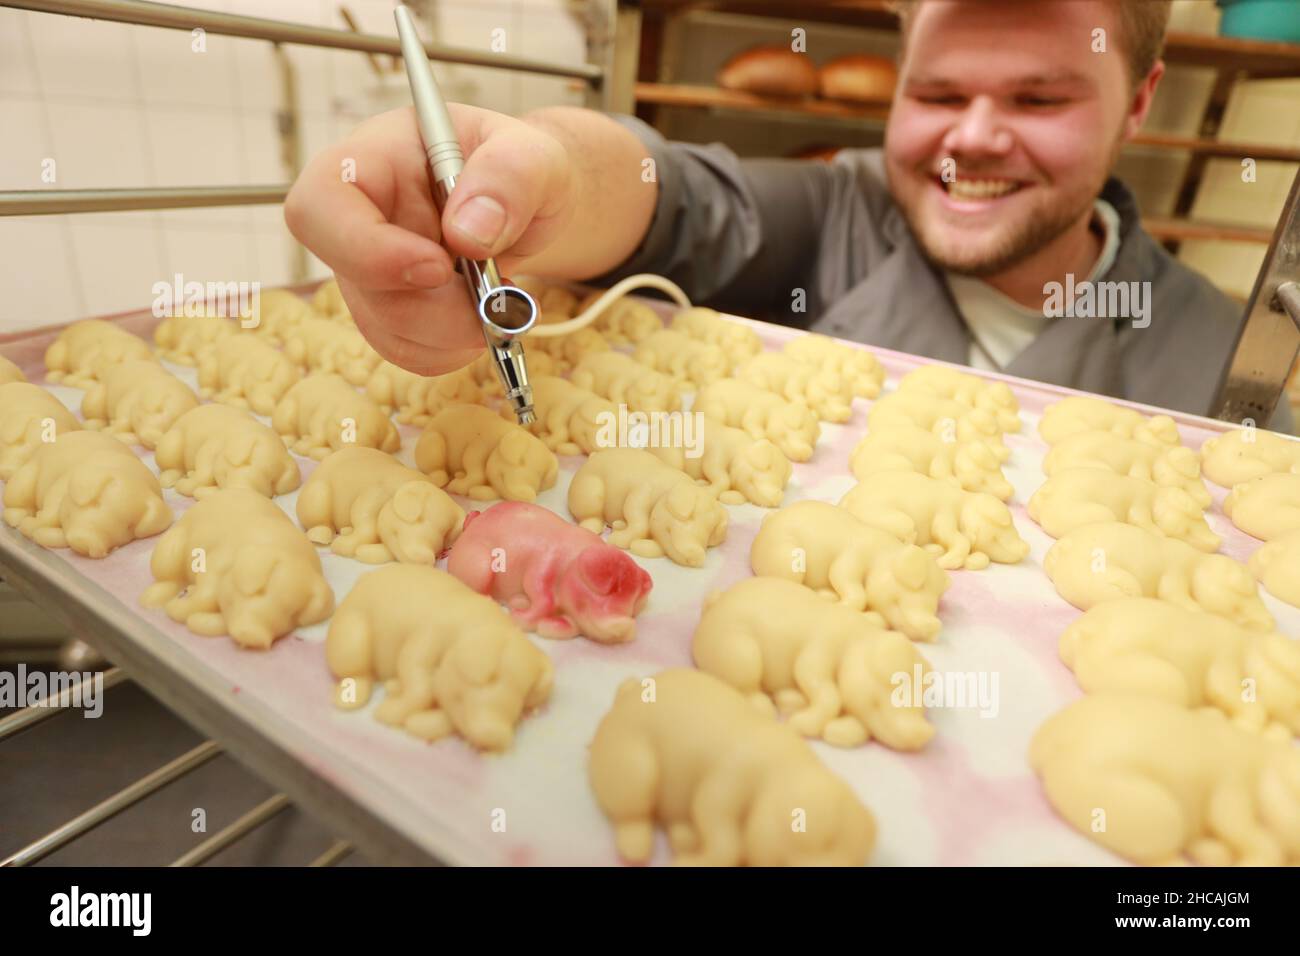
[{"xmin": 394, "ymin": 4, "xmax": 537, "ymax": 425}]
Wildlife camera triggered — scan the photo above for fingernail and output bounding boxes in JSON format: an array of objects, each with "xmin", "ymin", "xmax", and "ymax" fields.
[
  {"xmin": 451, "ymin": 195, "xmax": 506, "ymax": 250},
  {"xmin": 402, "ymin": 260, "xmax": 448, "ymax": 287}
]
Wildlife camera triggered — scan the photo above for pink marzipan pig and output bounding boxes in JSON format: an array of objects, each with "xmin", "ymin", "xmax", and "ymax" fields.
[{"xmin": 447, "ymin": 501, "xmax": 653, "ymax": 644}]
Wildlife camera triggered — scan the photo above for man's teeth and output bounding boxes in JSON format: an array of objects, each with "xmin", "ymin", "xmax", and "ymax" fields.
[{"xmin": 946, "ymin": 179, "xmax": 1020, "ymax": 199}]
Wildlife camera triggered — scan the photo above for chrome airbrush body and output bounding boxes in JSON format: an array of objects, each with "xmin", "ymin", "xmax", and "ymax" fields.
[{"xmin": 394, "ymin": 4, "xmax": 536, "ymax": 425}]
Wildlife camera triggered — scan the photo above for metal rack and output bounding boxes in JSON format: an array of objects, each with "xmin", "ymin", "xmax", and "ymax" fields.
[
  {"xmin": 0, "ymin": 0, "xmax": 636, "ymax": 867},
  {"xmin": 0, "ymin": 0, "xmax": 637, "ymax": 221}
]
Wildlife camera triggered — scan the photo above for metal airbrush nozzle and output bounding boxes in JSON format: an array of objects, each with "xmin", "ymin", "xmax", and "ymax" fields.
[
  {"xmin": 394, "ymin": 4, "xmax": 536, "ymax": 425},
  {"xmin": 479, "ymin": 286, "xmax": 537, "ymax": 425}
]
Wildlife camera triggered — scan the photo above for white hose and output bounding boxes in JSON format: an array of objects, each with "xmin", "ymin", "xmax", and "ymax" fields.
[{"xmin": 523, "ymin": 273, "xmax": 692, "ymax": 338}]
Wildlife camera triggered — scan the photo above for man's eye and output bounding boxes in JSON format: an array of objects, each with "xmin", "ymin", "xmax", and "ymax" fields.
[{"xmin": 1017, "ymin": 96, "xmax": 1066, "ymax": 107}]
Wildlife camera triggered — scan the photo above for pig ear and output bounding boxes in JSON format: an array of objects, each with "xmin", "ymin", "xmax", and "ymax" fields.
[
  {"xmin": 664, "ymin": 484, "xmax": 697, "ymax": 521},
  {"xmin": 893, "ymin": 546, "xmax": 932, "ymax": 590},
  {"xmin": 453, "ymin": 636, "xmax": 499, "ymax": 686},
  {"xmin": 577, "ymin": 546, "xmax": 634, "ymax": 596},
  {"xmin": 964, "ymin": 441, "xmax": 998, "ymax": 471},
  {"xmin": 223, "ymin": 432, "xmax": 258, "ymax": 467},
  {"xmin": 234, "ymin": 549, "xmax": 276, "ymax": 596},
  {"xmin": 979, "ymin": 495, "xmax": 1011, "ymax": 525},
  {"xmin": 1167, "ymin": 447, "xmax": 1200, "ymax": 480},
  {"xmin": 390, "ymin": 481, "xmax": 429, "ymax": 523},
  {"xmin": 70, "ymin": 470, "xmax": 113, "ymax": 507}
]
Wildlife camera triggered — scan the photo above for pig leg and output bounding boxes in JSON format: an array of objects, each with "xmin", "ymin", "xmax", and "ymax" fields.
[
  {"xmin": 177, "ymin": 438, "xmax": 219, "ymax": 497},
  {"xmin": 517, "ymin": 558, "xmax": 578, "ymax": 639},
  {"xmin": 298, "ymin": 482, "xmax": 336, "ymax": 546},
  {"xmin": 695, "ymin": 631, "xmax": 772, "ymax": 715},
  {"xmin": 24, "ymin": 474, "xmax": 70, "ymax": 547},
  {"xmin": 307, "ymin": 404, "xmax": 339, "ymax": 459},
  {"xmin": 616, "ymin": 486, "xmax": 662, "ymax": 558},
  {"xmin": 668, "ymin": 823, "xmax": 700, "ymax": 855},
  {"xmin": 167, "ymin": 564, "xmax": 223, "ymax": 633},
  {"xmin": 1039, "ymin": 761, "xmax": 1188, "ymax": 865},
  {"xmin": 335, "ymin": 486, "xmax": 390, "ymax": 562},
  {"xmin": 376, "ymin": 631, "xmax": 442, "ymax": 729},
  {"xmin": 827, "ymin": 551, "xmax": 870, "ymax": 612},
  {"xmin": 931, "ymin": 510, "xmax": 981, "ymax": 570},
  {"xmin": 824, "ymin": 640, "xmax": 876, "ymax": 748},
  {"xmin": 1155, "ymin": 568, "xmax": 1203, "ymax": 614},
  {"xmin": 698, "ymin": 454, "xmax": 736, "ymax": 501},
  {"xmin": 738, "ymin": 406, "xmax": 767, "ymax": 440},
  {"xmin": 1, "ymin": 461, "xmax": 40, "ymax": 526},
  {"xmin": 129, "ymin": 489, "xmax": 172, "ymax": 540},
  {"xmin": 590, "ymin": 731, "xmax": 659, "ymax": 863},
  {"xmin": 676, "ymin": 771, "xmax": 745, "ymax": 866},
  {"xmin": 568, "ymin": 471, "xmax": 609, "ymax": 534},
  {"xmin": 404, "ymin": 708, "xmax": 452, "ymax": 742},
  {"xmin": 450, "ymin": 439, "xmax": 491, "ymax": 498},
  {"xmin": 154, "ymin": 429, "xmax": 187, "ymax": 488},
  {"xmin": 1074, "ymin": 652, "xmax": 1193, "ymax": 707},
  {"xmin": 788, "ymin": 637, "xmax": 845, "ymax": 738},
  {"xmin": 773, "ymin": 689, "xmax": 808, "ymax": 714},
  {"xmin": 1204, "ymin": 780, "xmax": 1284, "ymax": 866},
  {"xmin": 140, "ymin": 529, "xmax": 192, "ymax": 607}
]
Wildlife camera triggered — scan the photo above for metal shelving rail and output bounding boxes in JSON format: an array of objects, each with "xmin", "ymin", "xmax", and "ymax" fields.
[
  {"xmin": 0, "ymin": 0, "xmax": 635, "ymax": 218},
  {"xmin": 0, "ymin": 0, "xmax": 637, "ymax": 868}
]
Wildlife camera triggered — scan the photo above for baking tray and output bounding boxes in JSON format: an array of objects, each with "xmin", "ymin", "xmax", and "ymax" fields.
[{"xmin": 2, "ymin": 290, "xmax": 1298, "ymax": 867}]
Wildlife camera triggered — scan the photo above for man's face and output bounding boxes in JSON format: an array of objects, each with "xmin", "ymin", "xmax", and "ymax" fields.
[{"xmin": 885, "ymin": 0, "xmax": 1136, "ymax": 276}]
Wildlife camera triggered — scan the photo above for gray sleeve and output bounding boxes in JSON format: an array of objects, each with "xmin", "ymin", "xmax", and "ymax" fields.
[{"xmin": 586, "ymin": 114, "xmax": 839, "ymax": 323}]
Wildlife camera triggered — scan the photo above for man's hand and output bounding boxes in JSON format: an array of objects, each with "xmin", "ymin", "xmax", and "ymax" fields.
[{"xmin": 284, "ymin": 103, "xmax": 576, "ymax": 376}]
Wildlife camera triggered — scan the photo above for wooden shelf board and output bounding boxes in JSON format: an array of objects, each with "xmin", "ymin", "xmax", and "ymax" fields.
[
  {"xmin": 635, "ymin": 81, "xmax": 890, "ymax": 120},
  {"xmin": 1143, "ymin": 217, "xmax": 1273, "ymax": 244},
  {"xmin": 636, "ymin": 82, "xmax": 1300, "ymax": 161}
]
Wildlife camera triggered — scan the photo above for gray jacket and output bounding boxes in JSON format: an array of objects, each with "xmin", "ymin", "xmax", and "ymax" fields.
[{"xmin": 594, "ymin": 115, "xmax": 1293, "ymax": 434}]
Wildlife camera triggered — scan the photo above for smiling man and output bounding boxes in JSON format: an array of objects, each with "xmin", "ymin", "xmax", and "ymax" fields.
[{"xmin": 285, "ymin": 0, "xmax": 1294, "ymax": 432}]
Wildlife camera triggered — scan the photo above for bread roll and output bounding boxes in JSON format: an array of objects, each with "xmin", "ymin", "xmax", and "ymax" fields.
[
  {"xmin": 717, "ymin": 45, "xmax": 818, "ymax": 97},
  {"xmin": 818, "ymin": 54, "xmax": 898, "ymax": 103}
]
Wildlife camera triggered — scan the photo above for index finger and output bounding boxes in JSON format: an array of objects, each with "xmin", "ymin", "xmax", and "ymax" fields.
[{"xmin": 284, "ymin": 108, "xmax": 457, "ymax": 291}]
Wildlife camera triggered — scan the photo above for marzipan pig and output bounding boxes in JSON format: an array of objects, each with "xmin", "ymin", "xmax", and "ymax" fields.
[{"xmin": 447, "ymin": 501, "xmax": 652, "ymax": 643}]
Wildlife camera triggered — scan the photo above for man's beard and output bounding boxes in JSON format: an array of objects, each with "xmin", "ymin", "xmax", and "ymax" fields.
[
  {"xmin": 919, "ymin": 190, "xmax": 1094, "ymax": 277},
  {"xmin": 891, "ymin": 137, "xmax": 1121, "ymax": 278}
]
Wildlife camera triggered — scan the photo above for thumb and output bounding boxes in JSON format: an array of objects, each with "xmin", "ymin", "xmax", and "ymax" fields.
[{"xmin": 440, "ymin": 121, "xmax": 570, "ymax": 260}]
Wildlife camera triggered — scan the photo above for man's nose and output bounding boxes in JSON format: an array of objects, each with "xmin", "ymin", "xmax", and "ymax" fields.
[{"xmin": 942, "ymin": 96, "xmax": 1013, "ymax": 158}]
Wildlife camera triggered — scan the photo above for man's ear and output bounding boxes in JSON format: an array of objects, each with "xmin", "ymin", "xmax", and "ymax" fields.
[{"xmin": 1123, "ymin": 60, "xmax": 1165, "ymax": 140}]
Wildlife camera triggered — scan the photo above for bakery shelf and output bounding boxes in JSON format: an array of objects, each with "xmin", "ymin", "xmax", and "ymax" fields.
[
  {"xmin": 635, "ymin": 80, "xmax": 890, "ymax": 121},
  {"xmin": 636, "ymin": 3, "xmax": 1300, "ymax": 258},
  {"xmin": 1142, "ymin": 216, "xmax": 1275, "ymax": 244},
  {"xmin": 641, "ymin": 0, "xmax": 900, "ymax": 31},
  {"xmin": 634, "ymin": 82, "xmax": 1300, "ymax": 164},
  {"xmin": 1163, "ymin": 29, "xmax": 1300, "ymax": 75},
  {"xmin": 635, "ymin": 82, "xmax": 1277, "ymax": 246}
]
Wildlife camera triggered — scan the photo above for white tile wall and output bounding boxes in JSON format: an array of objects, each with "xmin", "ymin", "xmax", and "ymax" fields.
[
  {"xmin": 0, "ymin": 8, "xmax": 41, "ymax": 97},
  {"xmin": 0, "ymin": 217, "xmax": 84, "ymax": 323},
  {"xmin": 0, "ymin": 0, "xmax": 591, "ymax": 334},
  {"xmin": 0, "ymin": 98, "xmax": 54, "ymax": 190}
]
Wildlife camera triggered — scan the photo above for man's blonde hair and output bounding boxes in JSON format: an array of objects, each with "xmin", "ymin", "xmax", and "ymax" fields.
[{"xmin": 892, "ymin": 0, "xmax": 1172, "ymax": 87}]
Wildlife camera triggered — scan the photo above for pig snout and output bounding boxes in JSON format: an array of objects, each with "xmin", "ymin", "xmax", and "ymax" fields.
[{"xmin": 562, "ymin": 546, "xmax": 652, "ymax": 643}]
